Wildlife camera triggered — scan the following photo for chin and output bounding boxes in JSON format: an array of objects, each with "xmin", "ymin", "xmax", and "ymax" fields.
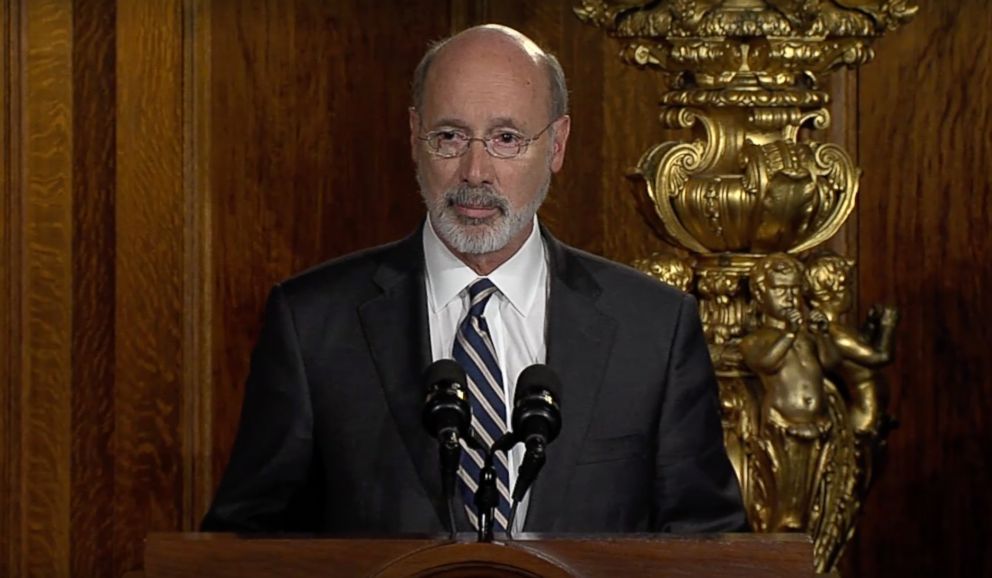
[{"xmin": 437, "ymin": 218, "xmax": 513, "ymax": 255}]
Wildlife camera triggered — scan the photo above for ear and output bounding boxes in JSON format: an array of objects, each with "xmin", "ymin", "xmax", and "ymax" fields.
[
  {"xmin": 409, "ymin": 107, "xmax": 420, "ymax": 161},
  {"xmin": 549, "ymin": 115, "xmax": 571, "ymax": 173}
]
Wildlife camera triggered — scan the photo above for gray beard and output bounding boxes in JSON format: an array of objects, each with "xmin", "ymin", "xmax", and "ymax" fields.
[{"xmin": 417, "ymin": 172, "xmax": 550, "ymax": 255}]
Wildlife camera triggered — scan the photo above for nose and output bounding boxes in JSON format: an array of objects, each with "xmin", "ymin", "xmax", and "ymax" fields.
[{"xmin": 459, "ymin": 139, "xmax": 495, "ymax": 186}]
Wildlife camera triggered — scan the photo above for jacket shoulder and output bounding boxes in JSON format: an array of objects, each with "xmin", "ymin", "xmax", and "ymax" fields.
[
  {"xmin": 559, "ymin": 243, "xmax": 691, "ymax": 308},
  {"xmin": 278, "ymin": 235, "xmax": 418, "ymax": 306}
]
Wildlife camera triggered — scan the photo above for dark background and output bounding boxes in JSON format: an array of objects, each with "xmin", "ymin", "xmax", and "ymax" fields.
[{"xmin": 2, "ymin": 1, "xmax": 989, "ymax": 576}]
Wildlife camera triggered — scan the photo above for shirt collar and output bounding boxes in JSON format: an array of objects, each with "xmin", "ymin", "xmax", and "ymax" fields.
[{"xmin": 423, "ymin": 215, "xmax": 546, "ymax": 317}]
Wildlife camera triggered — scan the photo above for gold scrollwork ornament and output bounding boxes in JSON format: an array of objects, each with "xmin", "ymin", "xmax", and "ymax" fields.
[{"xmin": 576, "ymin": 1, "xmax": 913, "ymax": 573}]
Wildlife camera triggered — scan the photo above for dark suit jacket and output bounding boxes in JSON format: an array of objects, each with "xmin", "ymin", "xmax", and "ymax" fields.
[{"xmin": 202, "ymin": 226, "xmax": 747, "ymax": 534}]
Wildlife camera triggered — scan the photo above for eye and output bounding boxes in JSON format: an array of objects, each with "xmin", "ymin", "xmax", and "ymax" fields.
[
  {"xmin": 492, "ymin": 131, "xmax": 524, "ymax": 145},
  {"xmin": 434, "ymin": 130, "xmax": 465, "ymax": 142}
]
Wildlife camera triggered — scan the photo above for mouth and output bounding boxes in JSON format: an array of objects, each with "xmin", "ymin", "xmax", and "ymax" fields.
[
  {"xmin": 451, "ymin": 202, "xmax": 501, "ymax": 221},
  {"xmin": 444, "ymin": 184, "xmax": 508, "ymax": 222}
]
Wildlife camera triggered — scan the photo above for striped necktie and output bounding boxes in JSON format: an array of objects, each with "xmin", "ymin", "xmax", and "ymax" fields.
[{"xmin": 453, "ymin": 278, "xmax": 511, "ymax": 532}]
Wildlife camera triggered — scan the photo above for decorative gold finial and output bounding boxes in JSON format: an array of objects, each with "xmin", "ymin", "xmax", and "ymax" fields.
[{"xmin": 576, "ymin": 0, "xmax": 913, "ymax": 572}]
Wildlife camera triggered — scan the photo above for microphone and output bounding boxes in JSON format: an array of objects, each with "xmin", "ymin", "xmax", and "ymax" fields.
[
  {"xmin": 421, "ymin": 359, "xmax": 470, "ymax": 537},
  {"xmin": 509, "ymin": 364, "xmax": 562, "ymax": 513}
]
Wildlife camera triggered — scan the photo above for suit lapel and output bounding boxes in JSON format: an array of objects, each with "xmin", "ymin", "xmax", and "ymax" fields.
[
  {"xmin": 525, "ymin": 232, "xmax": 618, "ymax": 531},
  {"xmin": 357, "ymin": 230, "xmax": 455, "ymax": 530}
]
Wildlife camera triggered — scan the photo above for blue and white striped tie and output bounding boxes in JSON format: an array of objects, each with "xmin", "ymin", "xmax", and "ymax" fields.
[{"xmin": 454, "ymin": 278, "xmax": 512, "ymax": 532}]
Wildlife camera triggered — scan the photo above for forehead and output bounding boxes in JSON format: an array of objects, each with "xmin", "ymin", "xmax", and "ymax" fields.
[
  {"xmin": 767, "ymin": 269, "xmax": 800, "ymax": 288},
  {"xmin": 419, "ymin": 35, "xmax": 550, "ymax": 129}
]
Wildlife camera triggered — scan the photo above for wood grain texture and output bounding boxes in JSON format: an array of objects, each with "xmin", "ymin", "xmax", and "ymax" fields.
[
  {"xmin": 142, "ymin": 533, "xmax": 814, "ymax": 578},
  {"xmin": 597, "ymin": 49, "xmax": 679, "ymax": 266},
  {"xmin": 182, "ymin": 0, "xmax": 215, "ymax": 533},
  {"xmin": 70, "ymin": 1, "xmax": 116, "ymax": 576},
  {"xmin": 847, "ymin": 1, "xmax": 992, "ymax": 577},
  {"xmin": 19, "ymin": 1, "xmax": 74, "ymax": 576},
  {"xmin": 0, "ymin": 1, "xmax": 21, "ymax": 576},
  {"xmin": 115, "ymin": 0, "xmax": 185, "ymax": 575}
]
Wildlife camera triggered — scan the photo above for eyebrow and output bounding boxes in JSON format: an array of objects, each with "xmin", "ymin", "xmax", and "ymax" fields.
[
  {"xmin": 488, "ymin": 117, "xmax": 523, "ymax": 131},
  {"xmin": 428, "ymin": 118, "xmax": 471, "ymax": 131},
  {"xmin": 426, "ymin": 116, "xmax": 525, "ymax": 132}
]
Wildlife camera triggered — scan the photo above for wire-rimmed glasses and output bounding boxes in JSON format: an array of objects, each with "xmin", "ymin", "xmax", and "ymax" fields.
[{"xmin": 417, "ymin": 118, "xmax": 559, "ymax": 159}]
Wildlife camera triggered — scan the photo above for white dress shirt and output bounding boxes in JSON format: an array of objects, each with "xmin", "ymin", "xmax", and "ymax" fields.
[{"xmin": 423, "ymin": 215, "xmax": 549, "ymax": 534}]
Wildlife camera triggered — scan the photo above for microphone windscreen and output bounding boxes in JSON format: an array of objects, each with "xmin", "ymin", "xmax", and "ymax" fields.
[
  {"xmin": 424, "ymin": 359, "xmax": 466, "ymax": 392},
  {"xmin": 515, "ymin": 364, "xmax": 561, "ymax": 401}
]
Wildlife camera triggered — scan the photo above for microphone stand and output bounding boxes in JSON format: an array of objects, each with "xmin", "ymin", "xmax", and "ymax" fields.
[
  {"xmin": 474, "ymin": 456, "xmax": 498, "ymax": 542},
  {"xmin": 469, "ymin": 429, "xmax": 498, "ymax": 543},
  {"xmin": 475, "ymin": 432, "xmax": 520, "ymax": 542},
  {"xmin": 438, "ymin": 430, "xmax": 461, "ymax": 539}
]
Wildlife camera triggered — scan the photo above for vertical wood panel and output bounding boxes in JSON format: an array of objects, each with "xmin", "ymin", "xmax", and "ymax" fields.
[
  {"xmin": 849, "ymin": 1, "xmax": 992, "ymax": 577},
  {"xmin": 182, "ymin": 0, "xmax": 215, "ymax": 532},
  {"xmin": 115, "ymin": 0, "xmax": 185, "ymax": 574},
  {"xmin": 449, "ymin": 0, "xmax": 487, "ymax": 33},
  {"xmin": 0, "ymin": 0, "xmax": 21, "ymax": 575},
  {"xmin": 19, "ymin": 1, "xmax": 74, "ymax": 576},
  {"xmin": 548, "ymin": 4, "xmax": 611, "ymax": 257},
  {"xmin": 69, "ymin": 0, "xmax": 116, "ymax": 576}
]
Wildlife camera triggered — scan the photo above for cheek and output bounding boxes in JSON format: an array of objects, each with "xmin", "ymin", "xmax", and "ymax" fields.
[
  {"xmin": 500, "ymin": 163, "xmax": 548, "ymax": 204},
  {"xmin": 417, "ymin": 158, "xmax": 456, "ymax": 191}
]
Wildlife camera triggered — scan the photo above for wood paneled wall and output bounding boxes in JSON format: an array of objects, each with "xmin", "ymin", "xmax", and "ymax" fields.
[
  {"xmin": 5, "ymin": 1, "xmax": 76, "ymax": 576},
  {"xmin": 1, "ymin": 1, "xmax": 988, "ymax": 577},
  {"xmin": 70, "ymin": 2, "xmax": 116, "ymax": 576},
  {"xmin": 847, "ymin": 1, "xmax": 992, "ymax": 576}
]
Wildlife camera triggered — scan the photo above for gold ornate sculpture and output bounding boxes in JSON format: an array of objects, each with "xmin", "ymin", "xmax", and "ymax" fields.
[
  {"xmin": 632, "ymin": 252, "xmax": 695, "ymax": 291},
  {"xmin": 578, "ymin": 0, "xmax": 913, "ymax": 572}
]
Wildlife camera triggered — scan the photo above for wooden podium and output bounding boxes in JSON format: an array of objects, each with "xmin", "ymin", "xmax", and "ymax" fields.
[{"xmin": 141, "ymin": 532, "xmax": 814, "ymax": 577}]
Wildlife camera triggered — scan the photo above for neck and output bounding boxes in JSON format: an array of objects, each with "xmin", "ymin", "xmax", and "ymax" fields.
[{"xmin": 443, "ymin": 220, "xmax": 534, "ymax": 276}]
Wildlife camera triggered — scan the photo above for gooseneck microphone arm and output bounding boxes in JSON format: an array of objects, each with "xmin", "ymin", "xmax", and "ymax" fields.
[
  {"xmin": 506, "ymin": 364, "xmax": 563, "ymax": 540},
  {"xmin": 421, "ymin": 360, "xmax": 472, "ymax": 539},
  {"xmin": 507, "ymin": 437, "xmax": 546, "ymax": 537}
]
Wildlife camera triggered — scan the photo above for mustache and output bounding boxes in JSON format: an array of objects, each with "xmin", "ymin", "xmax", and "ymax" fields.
[{"xmin": 444, "ymin": 185, "xmax": 509, "ymax": 214}]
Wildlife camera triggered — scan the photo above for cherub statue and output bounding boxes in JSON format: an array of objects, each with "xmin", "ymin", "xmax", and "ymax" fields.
[
  {"xmin": 742, "ymin": 253, "xmax": 841, "ymax": 531},
  {"xmin": 743, "ymin": 253, "xmax": 839, "ymax": 440},
  {"xmin": 804, "ymin": 253, "xmax": 899, "ymax": 437}
]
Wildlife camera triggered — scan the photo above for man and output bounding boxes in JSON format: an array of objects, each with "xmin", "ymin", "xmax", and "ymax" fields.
[{"xmin": 202, "ymin": 24, "xmax": 746, "ymax": 535}]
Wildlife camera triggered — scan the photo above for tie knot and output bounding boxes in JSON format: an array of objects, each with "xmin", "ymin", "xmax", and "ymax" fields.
[{"xmin": 467, "ymin": 278, "xmax": 498, "ymax": 317}]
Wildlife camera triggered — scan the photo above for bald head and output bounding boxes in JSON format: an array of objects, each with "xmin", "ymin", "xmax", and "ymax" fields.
[{"xmin": 411, "ymin": 25, "xmax": 568, "ymax": 120}]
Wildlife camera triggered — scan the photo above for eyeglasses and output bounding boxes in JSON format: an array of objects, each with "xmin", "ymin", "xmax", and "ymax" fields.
[{"xmin": 417, "ymin": 118, "xmax": 558, "ymax": 159}]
